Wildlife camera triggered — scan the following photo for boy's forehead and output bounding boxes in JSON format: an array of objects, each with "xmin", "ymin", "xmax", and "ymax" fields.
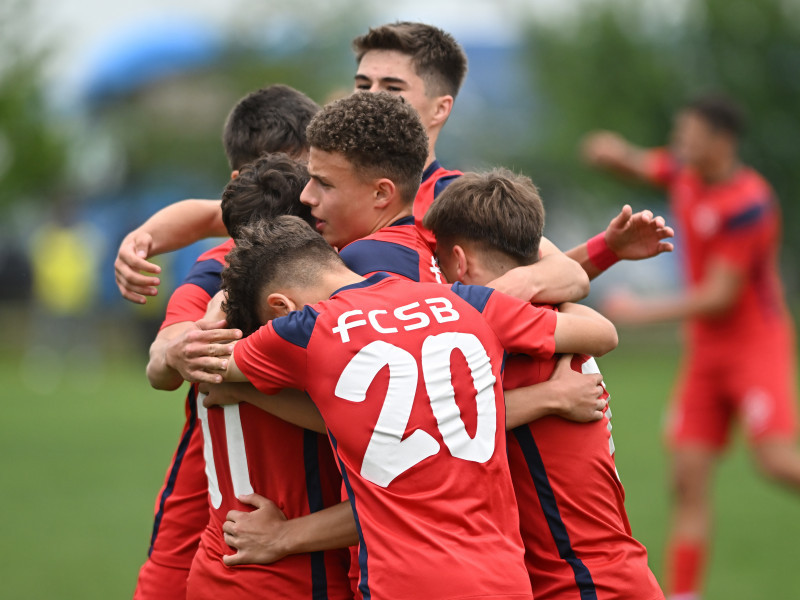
[{"xmin": 356, "ymin": 49, "xmax": 419, "ymax": 82}]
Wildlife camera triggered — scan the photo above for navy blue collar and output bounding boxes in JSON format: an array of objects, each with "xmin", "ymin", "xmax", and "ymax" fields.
[
  {"xmin": 421, "ymin": 160, "xmax": 442, "ymax": 183},
  {"xmin": 331, "ymin": 272, "xmax": 391, "ymax": 297},
  {"xmin": 389, "ymin": 215, "xmax": 415, "ymax": 227}
]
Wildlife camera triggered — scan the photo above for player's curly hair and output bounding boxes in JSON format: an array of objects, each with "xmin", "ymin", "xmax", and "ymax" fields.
[
  {"xmin": 222, "ymin": 84, "xmax": 320, "ymax": 170},
  {"xmin": 306, "ymin": 91, "xmax": 428, "ymax": 204},
  {"xmin": 353, "ymin": 22, "xmax": 468, "ymax": 98},
  {"xmin": 222, "ymin": 216, "xmax": 343, "ymax": 335},
  {"xmin": 221, "ymin": 152, "xmax": 312, "ymax": 240},
  {"xmin": 423, "ymin": 168, "xmax": 545, "ymax": 266}
]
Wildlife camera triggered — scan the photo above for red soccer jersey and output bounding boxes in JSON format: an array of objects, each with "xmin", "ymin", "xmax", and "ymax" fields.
[
  {"xmin": 414, "ymin": 160, "xmax": 462, "ymax": 251},
  {"xmin": 188, "ymin": 401, "xmax": 352, "ymax": 599},
  {"xmin": 339, "ymin": 215, "xmax": 442, "ymax": 283},
  {"xmin": 234, "ymin": 274, "xmax": 559, "ymax": 600},
  {"xmin": 143, "ymin": 239, "xmax": 235, "ymax": 576},
  {"xmin": 504, "ymin": 345, "xmax": 663, "ymax": 599},
  {"xmin": 644, "ymin": 150, "xmax": 792, "ymax": 355}
]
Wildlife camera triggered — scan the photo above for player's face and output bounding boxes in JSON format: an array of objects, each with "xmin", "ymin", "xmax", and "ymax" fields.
[
  {"xmin": 301, "ymin": 147, "xmax": 380, "ymax": 249},
  {"xmin": 354, "ymin": 50, "xmax": 441, "ymax": 133},
  {"xmin": 671, "ymin": 110, "xmax": 717, "ymax": 167}
]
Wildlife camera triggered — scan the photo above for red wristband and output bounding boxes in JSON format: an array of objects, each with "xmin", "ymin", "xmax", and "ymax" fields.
[{"xmin": 587, "ymin": 232, "xmax": 620, "ymax": 271}]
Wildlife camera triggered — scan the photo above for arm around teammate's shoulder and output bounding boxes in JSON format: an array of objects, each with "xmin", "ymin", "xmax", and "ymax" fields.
[{"xmin": 553, "ymin": 302, "xmax": 618, "ymax": 357}]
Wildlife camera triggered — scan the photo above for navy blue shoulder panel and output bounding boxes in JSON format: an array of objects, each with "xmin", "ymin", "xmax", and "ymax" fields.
[
  {"xmin": 450, "ymin": 281, "xmax": 493, "ymax": 313},
  {"xmin": 271, "ymin": 306, "xmax": 320, "ymax": 349},
  {"xmin": 433, "ymin": 173, "xmax": 461, "ymax": 198},
  {"xmin": 182, "ymin": 258, "xmax": 224, "ymax": 298},
  {"xmin": 723, "ymin": 199, "xmax": 771, "ymax": 231},
  {"xmin": 340, "ymin": 239, "xmax": 420, "ymax": 281}
]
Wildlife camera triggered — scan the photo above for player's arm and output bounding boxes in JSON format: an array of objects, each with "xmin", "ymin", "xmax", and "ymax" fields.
[
  {"xmin": 552, "ymin": 302, "xmax": 618, "ymax": 357},
  {"xmin": 603, "ymin": 258, "xmax": 743, "ymax": 324},
  {"xmin": 203, "ymin": 383, "xmax": 326, "ymax": 433},
  {"xmin": 488, "ymin": 236, "xmax": 590, "ymax": 304},
  {"xmin": 115, "ymin": 199, "xmax": 225, "ymax": 304},
  {"xmin": 566, "ymin": 204, "xmax": 675, "ymax": 280},
  {"xmin": 222, "ymin": 497, "xmax": 358, "ymax": 566},
  {"xmin": 504, "ymin": 353, "xmax": 606, "ymax": 428},
  {"xmin": 581, "ymin": 130, "xmax": 652, "ymax": 181}
]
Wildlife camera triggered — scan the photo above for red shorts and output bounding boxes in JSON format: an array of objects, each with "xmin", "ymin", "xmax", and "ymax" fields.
[
  {"xmin": 667, "ymin": 336, "xmax": 798, "ymax": 449},
  {"xmin": 133, "ymin": 559, "xmax": 191, "ymax": 600}
]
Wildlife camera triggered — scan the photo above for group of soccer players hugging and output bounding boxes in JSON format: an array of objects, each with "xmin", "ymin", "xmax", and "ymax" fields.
[{"xmin": 115, "ymin": 18, "xmax": 797, "ymax": 600}]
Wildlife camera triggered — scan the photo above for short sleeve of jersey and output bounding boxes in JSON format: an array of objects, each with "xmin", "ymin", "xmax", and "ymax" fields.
[
  {"xmin": 233, "ymin": 309, "xmax": 316, "ymax": 394},
  {"xmin": 450, "ymin": 282, "xmax": 557, "ymax": 359},
  {"xmin": 643, "ymin": 147, "xmax": 679, "ymax": 188},
  {"xmin": 160, "ymin": 259, "xmax": 226, "ymax": 329}
]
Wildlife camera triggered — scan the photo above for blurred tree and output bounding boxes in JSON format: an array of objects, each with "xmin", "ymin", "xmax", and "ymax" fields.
[
  {"xmin": 521, "ymin": 0, "xmax": 800, "ymax": 262},
  {"xmin": 0, "ymin": 0, "xmax": 68, "ymax": 210}
]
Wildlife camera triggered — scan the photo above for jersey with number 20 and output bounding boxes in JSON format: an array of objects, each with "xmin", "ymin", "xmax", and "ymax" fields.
[{"xmin": 234, "ymin": 274, "xmax": 559, "ymax": 600}]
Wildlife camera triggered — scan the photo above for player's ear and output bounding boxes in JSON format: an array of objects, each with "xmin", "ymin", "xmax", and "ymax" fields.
[
  {"xmin": 452, "ymin": 244, "xmax": 470, "ymax": 281},
  {"xmin": 373, "ymin": 178, "xmax": 396, "ymax": 208},
  {"xmin": 230, "ymin": 170, "xmax": 240, "ymax": 180},
  {"xmin": 430, "ymin": 95, "xmax": 454, "ymax": 129},
  {"xmin": 266, "ymin": 293, "xmax": 297, "ymax": 318}
]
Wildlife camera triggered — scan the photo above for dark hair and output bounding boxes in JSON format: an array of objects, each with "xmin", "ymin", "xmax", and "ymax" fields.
[
  {"xmin": 220, "ymin": 153, "xmax": 312, "ymax": 239},
  {"xmin": 422, "ymin": 168, "xmax": 545, "ymax": 265},
  {"xmin": 685, "ymin": 93, "xmax": 745, "ymax": 138},
  {"xmin": 222, "ymin": 84, "xmax": 320, "ymax": 170},
  {"xmin": 222, "ymin": 216, "xmax": 344, "ymax": 335},
  {"xmin": 306, "ymin": 92, "xmax": 428, "ymax": 203},
  {"xmin": 353, "ymin": 22, "xmax": 468, "ymax": 98}
]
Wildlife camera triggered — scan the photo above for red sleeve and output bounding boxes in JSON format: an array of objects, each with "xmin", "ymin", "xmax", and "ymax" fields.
[
  {"xmin": 481, "ymin": 291, "xmax": 558, "ymax": 360},
  {"xmin": 642, "ymin": 147, "xmax": 679, "ymax": 188},
  {"xmin": 160, "ymin": 283, "xmax": 212, "ymax": 330},
  {"xmin": 707, "ymin": 200, "xmax": 775, "ymax": 273},
  {"xmin": 233, "ymin": 323, "xmax": 309, "ymax": 394}
]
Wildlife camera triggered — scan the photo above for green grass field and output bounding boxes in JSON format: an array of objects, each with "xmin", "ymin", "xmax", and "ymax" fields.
[{"xmin": 1, "ymin": 322, "xmax": 798, "ymax": 599}]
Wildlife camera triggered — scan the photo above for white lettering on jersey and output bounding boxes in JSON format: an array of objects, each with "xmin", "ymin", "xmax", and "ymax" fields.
[
  {"xmin": 425, "ymin": 297, "xmax": 460, "ymax": 323},
  {"xmin": 332, "ymin": 309, "xmax": 368, "ymax": 343},
  {"xmin": 331, "ymin": 299, "xmax": 462, "ymax": 343},
  {"xmin": 367, "ymin": 309, "xmax": 399, "ymax": 334},
  {"xmin": 394, "ymin": 302, "xmax": 431, "ymax": 331}
]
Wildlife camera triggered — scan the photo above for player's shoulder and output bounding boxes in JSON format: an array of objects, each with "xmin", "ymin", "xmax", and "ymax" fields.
[
  {"xmin": 420, "ymin": 160, "xmax": 463, "ymax": 198},
  {"xmin": 719, "ymin": 167, "xmax": 776, "ymax": 230},
  {"xmin": 339, "ymin": 217, "xmax": 430, "ymax": 281},
  {"xmin": 270, "ymin": 304, "xmax": 322, "ymax": 350},
  {"xmin": 195, "ymin": 238, "xmax": 235, "ymax": 264}
]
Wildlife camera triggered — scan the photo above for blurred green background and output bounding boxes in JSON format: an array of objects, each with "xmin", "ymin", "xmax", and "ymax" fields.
[{"xmin": 2, "ymin": 0, "xmax": 798, "ymax": 597}]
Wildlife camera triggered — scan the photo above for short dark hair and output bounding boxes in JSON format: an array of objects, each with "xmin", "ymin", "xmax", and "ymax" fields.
[
  {"xmin": 423, "ymin": 168, "xmax": 545, "ymax": 265},
  {"xmin": 685, "ymin": 93, "xmax": 745, "ymax": 138},
  {"xmin": 353, "ymin": 22, "xmax": 468, "ymax": 98},
  {"xmin": 220, "ymin": 153, "xmax": 312, "ymax": 239},
  {"xmin": 222, "ymin": 216, "xmax": 344, "ymax": 335},
  {"xmin": 306, "ymin": 92, "xmax": 428, "ymax": 203},
  {"xmin": 222, "ymin": 84, "xmax": 320, "ymax": 170}
]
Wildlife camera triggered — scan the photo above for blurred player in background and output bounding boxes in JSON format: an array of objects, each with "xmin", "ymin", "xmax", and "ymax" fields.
[
  {"xmin": 424, "ymin": 168, "xmax": 664, "ymax": 600},
  {"xmin": 134, "ymin": 84, "xmax": 321, "ymax": 600},
  {"xmin": 583, "ymin": 93, "xmax": 800, "ymax": 600}
]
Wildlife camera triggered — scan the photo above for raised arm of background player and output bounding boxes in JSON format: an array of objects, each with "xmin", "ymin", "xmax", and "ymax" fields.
[
  {"xmin": 582, "ymin": 130, "xmax": 742, "ymax": 323},
  {"xmin": 114, "ymin": 199, "xmax": 672, "ymax": 303}
]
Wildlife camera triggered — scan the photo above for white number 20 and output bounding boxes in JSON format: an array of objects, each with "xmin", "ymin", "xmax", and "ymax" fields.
[{"xmin": 334, "ymin": 332, "xmax": 498, "ymax": 488}]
